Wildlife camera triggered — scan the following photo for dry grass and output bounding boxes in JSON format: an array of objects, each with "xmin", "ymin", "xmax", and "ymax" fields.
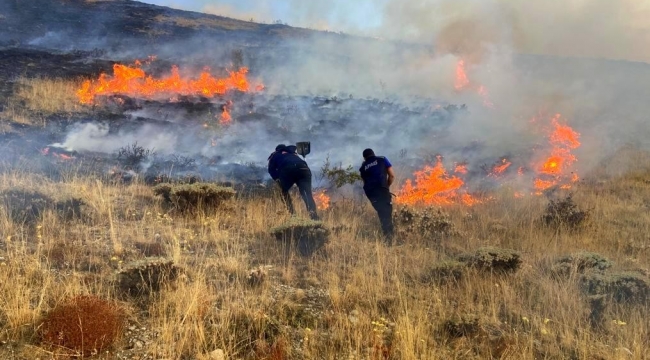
[
  {"xmin": 0, "ymin": 77, "xmax": 87, "ymax": 126},
  {"xmin": 153, "ymin": 14, "xmax": 261, "ymax": 32},
  {"xmin": 0, "ymin": 162, "xmax": 648, "ymax": 359}
]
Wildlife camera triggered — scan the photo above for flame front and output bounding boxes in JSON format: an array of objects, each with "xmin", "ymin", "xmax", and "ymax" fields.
[
  {"xmin": 314, "ymin": 190, "xmax": 330, "ymax": 210},
  {"xmin": 77, "ymin": 62, "xmax": 261, "ymax": 104},
  {"xmin": 534, "ymin": 114, "xmax": 581, "ymax": 193},
  {"xmin": 397, "ymin": 156, "xmax": 480, "ymax": 206}
]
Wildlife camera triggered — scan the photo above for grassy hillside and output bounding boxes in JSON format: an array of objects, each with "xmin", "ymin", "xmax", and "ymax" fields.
[{"xmin": 0, "ymin": 154, "xmax": 648, "ymax": 359}]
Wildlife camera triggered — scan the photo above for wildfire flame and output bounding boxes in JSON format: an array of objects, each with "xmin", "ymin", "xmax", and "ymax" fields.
[
  {"xmin": 397, "ymin": 156, "xmax": 480, "ymax": 206},
  {"xmin": 534, "ymin": 114, "xmax": 581, "ymax": 193},
  {"xmin": 219, "ymin": 100, "xmax": 234, "ymax": 125},
  {"xmin": 314, "ymin": 190, "xmax": 331, "ymax": 210},
  {"xmin": 489, "ymin": 158, "xmax": 512, "ymax": 177},
  {"xmin": 76, "ymin": 61, "xmax": 262, "ymax": 104},
  {"xmin": 454, "ymin": 60, "xmax": 470, "ymax": 91}
]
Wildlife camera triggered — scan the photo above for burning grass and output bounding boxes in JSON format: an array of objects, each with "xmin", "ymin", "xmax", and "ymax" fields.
[{"xmin": 0, "ymin": 164, "xmax": 648, "ymax": 359}]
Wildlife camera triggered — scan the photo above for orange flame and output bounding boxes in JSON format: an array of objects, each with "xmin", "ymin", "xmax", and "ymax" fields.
[
  {"xmin": 397, "ymin": 156, "xmax": 480, "ymax": 206},
  {"xmin": 454, "ymin": 163, "xmax": 468, "ymax": 174},
  {"xmin": 534, "ymin": 114, "xmax": 581, "ymax": 193},
  {"xmin": 220, "ymin": 108, "xmax": 232, "ymax": 125},
  {"xmin": 77, "ymin": 61, "xmax": 262, "ymax": 104},
  {"xmin": 490, "ymin": 158, "xmax": 512, "ymax": 177},
  {"xmin": 454, "ymin": 60, "xmax": 470, "ymax": 90},
  {"xmin": 314, "ymin": 190, "xmax": 330, "ymax": 210}
]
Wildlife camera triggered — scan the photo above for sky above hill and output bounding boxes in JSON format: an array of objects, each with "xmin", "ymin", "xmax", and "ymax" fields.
[{"xmin": 142, "ymin": 0, "xmax": 650, "ymax": 63}]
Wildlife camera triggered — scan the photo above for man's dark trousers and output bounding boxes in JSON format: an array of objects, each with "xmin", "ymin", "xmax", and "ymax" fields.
[
  {"xmin": 365, "ymin": 187, "xmax": 394, "ymax": 239},
  {"xmin": 279, "ymin": 167, "xmax": 319, "ymax": 220}
]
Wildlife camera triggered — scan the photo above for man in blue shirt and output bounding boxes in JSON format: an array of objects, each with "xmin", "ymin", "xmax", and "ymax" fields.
[
  {"xmin": 268, "ymin": 144, "xmax": 319, "ymax": 220},
  {"xmin": 359, "ymin": 148, "xmax": 395, "ymax": 243}
]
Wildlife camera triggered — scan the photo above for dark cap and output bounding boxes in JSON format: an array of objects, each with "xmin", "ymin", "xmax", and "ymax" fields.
[
  {"xmin": 275, "ymin": 144, "xmax": 287, "ymax": 152},
  {"xmin": 362, "ymin": 148, "xmax": 375, "ymax": 158},
  {"xmin": 286, "ymin": 145, "xmax": 297, "ymax": 154}
]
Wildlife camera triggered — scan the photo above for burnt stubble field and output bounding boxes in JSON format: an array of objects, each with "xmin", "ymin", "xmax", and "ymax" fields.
[{"xmin": 0, "ymin": 0, "xmax": 649, "ymax": 359}]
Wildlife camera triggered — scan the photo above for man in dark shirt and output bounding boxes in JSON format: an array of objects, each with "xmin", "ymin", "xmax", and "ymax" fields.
[
  {"xmin": 268, "ymin": 144, "xmax": 286, "ymax": 182},
  {"xmin": 359, "ymin": 148, "xmax": 395, "ymax": 243},
  {"xmin": 268, "ymin": 145, "xmax": 319, "ymax": 220}
]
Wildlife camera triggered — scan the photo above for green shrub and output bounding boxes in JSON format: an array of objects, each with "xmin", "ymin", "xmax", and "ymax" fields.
[
  {"xmin": 117, "ymin": 258, "xmax": 182, "ymax": 297},
  {"xmin": 153, "ymin": 183, "xmax": 235, "ymax": 213},
  {"xmin": 458, "ymin": 247, "xmax": 522, "ymax": 273},
  {"xmin": 39, "ymin": 295, "xmax": 124, "ymax": 357},
  {"xmin": 581, "ymin": 271, "xmax": 649, "ymax": 303},
  {"xmin": 552, "ymin": 251, "xmax": 612, "ymax": 277},
  {"xmin": 270, "ymin": 218, "xmax": 329, "ymax": 256}
]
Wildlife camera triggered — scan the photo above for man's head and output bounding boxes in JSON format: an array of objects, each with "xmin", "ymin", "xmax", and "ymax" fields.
[
  {"xmin": 275, "ymin": 144, "xmax": 287, "ymax": 152},
  {"xmin": 362, "ymin": 148, "xmax": 375, "ymax": 160}
]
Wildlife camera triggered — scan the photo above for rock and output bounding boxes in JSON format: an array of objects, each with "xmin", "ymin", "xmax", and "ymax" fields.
[{"xmin": 208, "ymin": 349, "xmax": 225, "ymax": 360}]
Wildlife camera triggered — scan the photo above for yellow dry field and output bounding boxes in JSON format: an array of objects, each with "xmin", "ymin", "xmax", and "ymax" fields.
[{"xmin": 0, "ymin": 154, "xmax": 648, "ymax": 359}]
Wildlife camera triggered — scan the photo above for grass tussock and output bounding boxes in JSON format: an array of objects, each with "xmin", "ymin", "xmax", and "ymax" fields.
[
  {"xmin": 39, "ymin": 295, "xmax": 125, "ymax": 357},
  {"xmin": 0, "ymin": 164, "xmax": 648, "ymax": 359},
  {"xmin": 153, "ymin": 183, "xmax": 235, "ymax": 213}
]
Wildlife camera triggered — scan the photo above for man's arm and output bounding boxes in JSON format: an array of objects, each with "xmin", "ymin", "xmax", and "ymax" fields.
[{"xmin": 387, "ymin": 166, "xmax": 395, "ymax": 187}]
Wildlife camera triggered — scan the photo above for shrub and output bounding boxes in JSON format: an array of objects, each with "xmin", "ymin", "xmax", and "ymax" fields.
[
  {"xmin": 542, "ymin": 195, "xmax": 589, "ymax": 229},
  {"xmin": 39, "ymin": 295, "xmax": 124, "ymax": 356},
  {"xmin": 134, "ymin": 241, "xmax": 167, "ymax": 257},
  {"xmin": 458, "ymin": 247, "xmax": 522, "ymax": 273},
  {"xmin": 153, "ymin": 183, "xmax": 235, "ymax": 213},
  {"xmin": 551, "ymin": 251, "xmax": 612, "ymax": 277},
  {"xmin": 394, "ymin": 207, "xmax": 456, "ymax": 240},
  {"xmin": 116, "ymin": 142, "xmax": 156, "ymax": 171},
  {"xmin": 581, "ymin": 271, "xmax": 649, "ymax": 303},
  {"xmin": 270, "ymin": 218, "xmax": 329, "ymax": 257},
  {"xmin": 422, "ymin": 260, "xmax": 466, "ymax": 284},
  {"xmin": 1, "ymin": 189, "xmax": 85, "ymax": 225},
  {"xmin": 320, "ymin": 157, "xmax": 362, "ymax": 188},
  {"xmin": 443, "ymin": 314, "xmax": 480, "ymax": 338},
  {"xmin": 117, "ymin": 258, "xmax": 182, "ymax": 297},
  {"xmin": 1, "ymin": 188, "xmax": 52, "ymax": 225}
]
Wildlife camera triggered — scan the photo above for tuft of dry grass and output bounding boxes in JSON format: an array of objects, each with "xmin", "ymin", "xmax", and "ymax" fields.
[
  {"xmin": 1, "ymin": 77, "xmax": 87, "ymax": 126},
  {"xmin": 153, "ymin": 14, "xmax": 261, "ymax": 32},
  {"xmin": 39, "ymin": 295, "xmax": 125, "ymax": 356}
]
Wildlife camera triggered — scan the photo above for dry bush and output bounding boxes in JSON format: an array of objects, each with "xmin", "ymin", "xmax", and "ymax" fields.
[
  {"xmin": 541, "ymin": 194, "xmax": 589, "ymax": 229},
  {"xmin": 394, "ymin": 206, "xmax": 457, "ymax": 241},
  {"xmin": 581, "ymin": 271, "xmax": 649, "ymax": 303},
  {"xmin": 458, "ymin": 247, "xmax": 522, "ymax": 273},
  {"xmin": 270, "ymin": 218, "xmax": 329, "ymax": 256},
  {"xmin": 443, "ymin": 314, "xmax": 480, "ymax": 338},
  {"xmin": 551, "ymin": 251, "xmax": 612, "ymax": 277},
  {"xmin": 117, "ymin": 258, "xmax": 182, "ymax": 297},
  {"xmin": 39, "ymin": 295, "xmax": 125, "ymax": 356},
  {"xmin": 421, "ymin": 260, "xmax": 466, "ymax": 285},
  {"xmin": 1, "ymin": 188, "xmax": 52, "ymax": 225},
  {"xmin": 0, "ymin": 188, "xmax": 85, "ymax": 225},
  {"xmin": 153, "ymin": 183, "xmax": 235, "ymax": 213},
  {"xmin": 134, "ymin": 241, "xmax": 167, "ymax": 257}
]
